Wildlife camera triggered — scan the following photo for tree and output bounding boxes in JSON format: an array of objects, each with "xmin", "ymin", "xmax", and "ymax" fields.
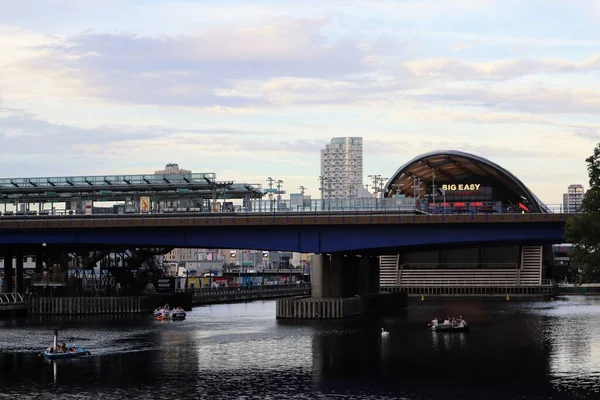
[{"xmin": 564, "ymin": 143, "xmax": 600, "ymax": 283}]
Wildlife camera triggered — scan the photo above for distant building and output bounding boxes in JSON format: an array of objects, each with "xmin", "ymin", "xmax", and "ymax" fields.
[
  {"xmin": 320, "ymin": 137, "xmax": 364, "ymax": 199},
  {"xmin": 155, "ymin": 163, "xmax": 198, "ymax": 265},
  {"xmin": 562, "ymin": 184, "xmax": 585, "ymax": 213},
  {"xmin": 154, "ymin": 163, "xmax": 191, "ymax": 175}
]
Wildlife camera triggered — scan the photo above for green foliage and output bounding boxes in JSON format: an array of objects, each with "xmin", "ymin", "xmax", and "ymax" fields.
[{"xmin": 564, "ymin": 143, "xmax": 600, "ymax": 283}]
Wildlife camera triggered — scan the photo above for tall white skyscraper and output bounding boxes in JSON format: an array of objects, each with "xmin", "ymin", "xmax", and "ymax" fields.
[
  {"xmin": 320, "ymin": 137, "xmax": 363, "ymax": 199},
  {"xmin": 562, "ymin": 184, "xmax": 585, "ymax": 213}
]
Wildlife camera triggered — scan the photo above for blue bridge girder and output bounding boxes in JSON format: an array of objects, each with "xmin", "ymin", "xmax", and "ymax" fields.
[{"xmin": 0, "ymin": 212, "xmax": 569, "ymax": 253}]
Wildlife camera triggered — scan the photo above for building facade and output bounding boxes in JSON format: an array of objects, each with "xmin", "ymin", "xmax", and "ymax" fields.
[
  {"xmin": 320, "ymin": 137, "xmax": 363, "ymax": 199},
  {"xmin": 562, "ymin": 184, "xmax": 584, "ymax": 213},
  {"xmin": 380, "ymin": 150, "xmax": 551, "ymax": 289},
  {"xmin": 157, "ymin": 164, "xmax": 200, "ymax": 264}
]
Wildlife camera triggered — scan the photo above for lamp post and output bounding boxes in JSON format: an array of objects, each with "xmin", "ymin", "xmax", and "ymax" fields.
[
  {"xmin": 431, "ymin": 169, "xmax": 436, "ymax": 205},
  {"xmin": 368, "ymin": 174, "xmax": 381, "ymax": 197},
  {"xmin": 276, "ymin": 179, "xmax": 284, "ymax": 210},
  {"xmin": 266, "ymin": 177, "xmax": 275, "ymax": 212},
  {"xmin": 318, "ymin": 176, "xmax": 326, "ymax": 211}
]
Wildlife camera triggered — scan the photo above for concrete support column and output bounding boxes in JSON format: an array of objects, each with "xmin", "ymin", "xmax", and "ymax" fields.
[
  {"xmin": 357, "ymin": 256, "xmax": 371, "ymax": 296},
  {"xmin": 328, "ymin": 253, "xmax": 344, "ymax": 297},
  {"xmin": 341, "ymin": 255, "xmax": 360, "ymax": 297},
  {"xmin": 15, "ymin": 251, "xmax": 24, "ymax": 294},
  {"xmin": 311, "ymin": 254, "xmax": 326, "ymax": 298},
  {"xmin": 311, "ymin": 253, "xmax": 378, "ymax": 298},
  {"xmin": 3, "ymin": 250, "xmax": 14, "ymax": 293},
  {"xmin": 35, "ymin": 249, "xmax": 44, "ymax": 273},
  {"xmin": 368, "ymin": 255, "xmax": 380, "ymax": 293}
]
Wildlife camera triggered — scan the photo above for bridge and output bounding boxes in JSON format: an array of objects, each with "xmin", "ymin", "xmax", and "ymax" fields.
[
  {"xmin": 0, "ymin": 211, "xmax": 570, "ymax": 253},
  {"xmin": 0, "ymin": 150, "xmax": 579, "ymax": 320}
]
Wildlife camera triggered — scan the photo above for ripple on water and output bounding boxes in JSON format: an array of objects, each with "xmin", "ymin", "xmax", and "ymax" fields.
[{"xmin": 1, "ymin": 298, "xmax": 600, "ymax": 399}]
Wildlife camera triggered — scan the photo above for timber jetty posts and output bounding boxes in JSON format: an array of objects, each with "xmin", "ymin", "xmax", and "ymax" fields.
[{"xmin": 26, "ymin": 284, "xmax": 311, "ymax": 316}]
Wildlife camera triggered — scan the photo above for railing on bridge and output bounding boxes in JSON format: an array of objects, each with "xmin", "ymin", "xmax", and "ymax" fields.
[
  {"xmin": 397, "ymin": 279, "xmax": 553, "ymax": 287},
  {"xmin": 401, "ymin": 263, "xmax": 519, "ymax": 269},
  {"xmin": 0, "ymin": 204, "xmax": 573, "ymax": 218},
  {"xmin": 32, "ymin": 273, "xmax": 67, "ymax": 286},
  {"xmin": 0, "ymin": 293, "xmax": 26, "ymax": 304},
  {"xmin": 177, "ymin": 283, "xmax": 311, "ymax": 296}
]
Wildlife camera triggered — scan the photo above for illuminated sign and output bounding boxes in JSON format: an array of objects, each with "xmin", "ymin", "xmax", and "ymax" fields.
[{"xmin": 441, "ymin": 184, "xmax": 481, "ymax": 191}]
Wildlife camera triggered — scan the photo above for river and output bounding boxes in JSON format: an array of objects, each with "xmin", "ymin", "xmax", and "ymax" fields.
[{"xmin": 1, "ymin": 296, "xmax": 599, "ymax": 399}]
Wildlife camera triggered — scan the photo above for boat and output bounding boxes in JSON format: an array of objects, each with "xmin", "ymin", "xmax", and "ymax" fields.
[
  {"xmin": 153, "ymin": 304, "xmax": 171, "ymax": 321},
  {"xmin": 428, "ymin": 318, "xmax": 469, "ymax": 332},
  {"xmin": 41, "ymin": 329, "xmax": 91, "ymax": 360},
  {"xmin": 171, "ymin": 307, "xmax": 187, "ymax": 320}
]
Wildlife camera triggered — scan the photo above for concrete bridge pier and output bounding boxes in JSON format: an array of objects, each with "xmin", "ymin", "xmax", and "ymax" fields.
[
  {"xmin": 3, "ymin": 250, "xmax": 13, "ymax": 293},
  {"xmin": 35, "ymin": 248, "xmax": 44, "ymax": 273},
  {"xmin": 15, "ymin": 250, "xmax": 24, "ymax": 294},
  {"xmin": 277, "ymin": 253, "xmax": 404, "ymax": 319}
]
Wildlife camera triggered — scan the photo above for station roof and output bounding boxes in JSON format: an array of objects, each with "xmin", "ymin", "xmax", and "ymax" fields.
[
  {"xmin": 384, "ymin": 150, "xmax": 549, "ymax": 213},
  {"xmin": 0, "ymin": 172, "xmax": 263, "ymax": 203}
]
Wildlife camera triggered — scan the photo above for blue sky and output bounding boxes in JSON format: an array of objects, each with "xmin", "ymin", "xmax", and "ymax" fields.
[{"xmin": 1, "ymin": 0, "xmax": 599, "ymax": 205}]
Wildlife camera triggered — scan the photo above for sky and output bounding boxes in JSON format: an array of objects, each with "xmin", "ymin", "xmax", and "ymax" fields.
[{"xmin": 1, "ymin": 0, "xmax": 599, "ymax": 205}]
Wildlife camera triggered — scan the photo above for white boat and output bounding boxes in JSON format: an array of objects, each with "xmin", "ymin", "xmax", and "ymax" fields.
[
  {"xmin": 428, "ymin": 318, "xmax": 468, "ymax": 332},
  {"xmin": 171, "ymin": 307, "xmax": 186, "ymax": 320},
  {"xmin": 152, "ymin": 304, "xmax": 171, "ymax": 320}
]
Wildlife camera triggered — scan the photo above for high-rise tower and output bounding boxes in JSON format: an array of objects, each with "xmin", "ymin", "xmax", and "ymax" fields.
[
  {"xmin": 562, "ymin": 184, "xmax": 585, "ymax": 213},
  {"xmin": 320, "ymin": 137, "xmax": 363, "ymax": 199}
]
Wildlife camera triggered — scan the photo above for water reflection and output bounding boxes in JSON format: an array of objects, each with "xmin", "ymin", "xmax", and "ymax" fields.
[{"xmin": 0, "ymin": 299, "xmax": 599, "ymax": 399}]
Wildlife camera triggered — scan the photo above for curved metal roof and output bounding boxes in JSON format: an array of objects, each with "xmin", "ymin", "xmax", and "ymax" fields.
[{"xmin": 384, "ymin": 150, "xmax": 549, "ymax": 213}]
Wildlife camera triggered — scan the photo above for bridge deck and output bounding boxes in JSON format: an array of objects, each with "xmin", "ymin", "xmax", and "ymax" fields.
[{"xmin": 0, "ymin": 212, "xmax": 571, "ymax": 230}]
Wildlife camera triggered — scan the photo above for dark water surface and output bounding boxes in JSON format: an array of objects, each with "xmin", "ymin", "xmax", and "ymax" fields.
[{"xmin": 1, "ymin": 296, "xmax": 600, "ymax": 399}]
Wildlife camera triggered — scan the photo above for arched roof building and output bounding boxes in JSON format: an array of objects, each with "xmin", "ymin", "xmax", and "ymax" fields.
[{"xmin": 383, "ymin": 150, "xmax": 549, "ymax": 213}]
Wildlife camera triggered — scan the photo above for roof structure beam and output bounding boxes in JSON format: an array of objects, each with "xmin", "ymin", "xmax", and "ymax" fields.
[
  {"xmin": 418, "ymin": 159, "xmax": 454, "ymax": 181},
  {"xmin": 449, "ymin": 158, "xmax": 489, "ymax": 177}
]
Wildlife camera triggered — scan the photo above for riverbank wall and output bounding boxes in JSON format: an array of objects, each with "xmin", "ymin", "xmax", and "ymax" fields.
[{"xmin": 24, "ymin": 284, "xmax": 311, "ymax": 316}]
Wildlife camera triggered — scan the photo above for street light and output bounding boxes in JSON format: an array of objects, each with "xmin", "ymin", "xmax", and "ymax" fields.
[
  {"xmin": 368, "ymin": 174, "xmax": 381, "ymax": 197},
  {"xmin": 318, "ymin": 176, "xmax": 326, "ymax": 211},
  {"xmin": 267, "ymin": 177, "xmax": 275, "ymax": 212},
  {"xmin": 275, "ymin": 180, "xmax": 284, "ymax": 210}
]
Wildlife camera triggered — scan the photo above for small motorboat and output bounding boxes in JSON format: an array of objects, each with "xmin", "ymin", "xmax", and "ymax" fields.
[
  {"xmin": 428, "ymin": 318, "xmax": 468, "ymax": 332},
  {"xmin": 153, "ymin": 304, "xmax": 171, "ymax": 321},
  {"xmin": 41, "ymin": 330, "xmax": 91, "ymax": 360},
  {"xmin": 171, "ymin": 307, "xmax": 186, "ymax": 320}
]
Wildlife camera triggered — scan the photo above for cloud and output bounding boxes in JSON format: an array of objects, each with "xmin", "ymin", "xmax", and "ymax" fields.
[
  {"xmin": 407, "ymin": 85, "xmax": 600, "ymax": 114},
  {"xmin": 18, "ymin": 18, "xmax": 373, "ymax": 107},
  {"xmin": 403, "ymin": 55, "xmax": 600, "ymax": 81}
]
